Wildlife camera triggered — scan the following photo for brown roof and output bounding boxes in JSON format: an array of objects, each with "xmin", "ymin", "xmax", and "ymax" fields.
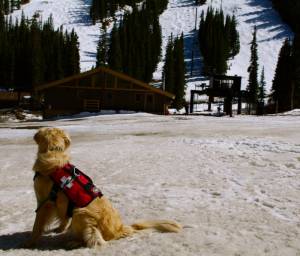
[{"xmin": 35, "ymin": 67, "xmax": 175, "ymax": 99}]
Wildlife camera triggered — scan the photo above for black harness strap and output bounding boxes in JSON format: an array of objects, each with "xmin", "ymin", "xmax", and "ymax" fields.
[
  {"xmin": 70, "ymin": 166, "xmax": 103, "ymax": 198},
  {"xmin": 67, "ymin": 201, "xmax": 75, "ymax": 217},
  {"xmin": 34, "ymin": 172, "xmax": 73, "ymax": 216}
]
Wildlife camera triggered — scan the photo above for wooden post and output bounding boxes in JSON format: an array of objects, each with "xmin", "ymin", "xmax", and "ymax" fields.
[
  {"xmin": 237, "ymin": 94, "xmax": 242, "ymax": 114},
  {"xmin": 190, "ymin": 90, "xmax": 195, "ymax": 113},
  {"xmin": 291, "ymin": 81, "xmax": 295, "ymax": 110},
  {"xmin": 208, "ymin": 96, "xmax": 213, "ymax": 111}
]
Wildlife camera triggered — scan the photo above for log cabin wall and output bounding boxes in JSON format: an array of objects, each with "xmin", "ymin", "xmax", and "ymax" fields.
[{"xmin": 38, "ymin": 67, "xmax": 174, "ymax": 118}]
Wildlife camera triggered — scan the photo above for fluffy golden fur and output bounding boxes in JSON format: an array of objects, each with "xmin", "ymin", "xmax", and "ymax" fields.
[{"xmin": 24, "ymin": 127, "xmax": 181, "ymax": 249}]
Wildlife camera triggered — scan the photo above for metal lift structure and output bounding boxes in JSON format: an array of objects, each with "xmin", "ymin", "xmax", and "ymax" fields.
[{"xmin": 190, "ymin": 75, "xmax": 242, "ymax": 116}]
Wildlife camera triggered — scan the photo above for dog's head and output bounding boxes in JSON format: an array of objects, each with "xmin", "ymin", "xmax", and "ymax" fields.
[{"xmin": 34, "ymin": 127, "xmax": 71, "ymax": 153}]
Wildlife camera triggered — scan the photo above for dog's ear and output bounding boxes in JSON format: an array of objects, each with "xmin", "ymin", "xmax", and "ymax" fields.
[
  {"xmin": 63, "ymin": 132, "xmax": 71, "ymax": 149},
  {"xmin": 34, "ymin": 128, "xmax": 46, "ymax": 144}
]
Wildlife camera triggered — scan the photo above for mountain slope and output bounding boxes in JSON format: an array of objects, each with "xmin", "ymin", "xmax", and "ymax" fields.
[
  {"xmin": 155, "ymin": 0, "xmax": 293, "ymax": 93},
  {"xmin": 11, "ymin": 0, "xmax": 293, "ymax": 93},
  {"xmin": 11, "ymin": 0, "xmax": 100, "ymax": 72}
]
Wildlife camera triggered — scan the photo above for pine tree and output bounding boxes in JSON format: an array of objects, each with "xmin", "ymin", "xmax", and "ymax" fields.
[
  {"xmin": 257, "ymin": 66, "xmax": 266, "ymax": 115},
  {"xmin": 90, "ymin": 0, "xmax": 99, "ymax": 24},
  {"xmin": 106, "ymin": 2, "xmax": 163, "ymax": 82},
  {"xmin": 173, "ymin": 33, "xmax": 186, "ymax": 109},
  {"xmin": 4, "ymin": 0, "xmax": 9, "ymax": 14},
  {"xmin": 258, "ymin": 66, "xmax": 266, "ymax": 103},
  {"xmin": 195, "ymin": 0, "xmax": 206, "ymax": 5},
  {"xmin": 66, "ymin": 29, "xmax": 80, "ymax": 75},
  {"xmin": 108, "ymin": 24, "xmax": 122, "ymax": 72},
  {"xmin": 0, "ymin": 0, "xmax": 3, "ymax": 13},
  {"xmin": 162, "ymin": 33, "xmax": 186, "ymax": 109},
  {"xmin": 53, "ymin": 29, "xmax": 64, "ymax": 80},
  {"xmin": 291, "ymin": 32, "xmax": 300, "ymax": 109},
  {"xmin": 96, "ymin": 24, "xmax": 108, "ymax": 67},
  {"xmin": 271, "ymin": 0, "xmax": 300, "ymax": 32},
  {"xmin": 0, "ymin": 12, "xmax": 80, "ymax": 90},
  {"xmin": 246, "ymin": 26, "xmax": 259, "ymax": 113},
  {"xmin": 271, "ymin": 38, "xmax": 292, "ymax": 112},
  {"xmin": 228, "ymin": 15, "xmax": 240, "ymax": 58},
  {"xmin": 198, "ymin": 8, "xmax": 239, "ymax": 75},
  {"xmin": 30, "ymin": 17, "xmax": 44, "ymax": 88},
  {"xmin": 163, "ymin": 34, "xmax": 175, "ymax": 93}
]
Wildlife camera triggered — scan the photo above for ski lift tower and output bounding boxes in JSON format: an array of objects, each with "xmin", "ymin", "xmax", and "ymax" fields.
[{"xmin": 190, "ymin": 75, "xmax": 242, "ymax": 116}]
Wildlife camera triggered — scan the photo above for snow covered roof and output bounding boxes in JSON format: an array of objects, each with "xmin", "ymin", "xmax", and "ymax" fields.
[{"xmin": 35, "ymin": 67, "xmax": 175, "ymax": 99}]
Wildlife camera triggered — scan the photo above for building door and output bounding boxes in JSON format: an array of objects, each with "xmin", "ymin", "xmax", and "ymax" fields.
[{"xmin": 83, "ymin": 99, "xmax": 100, "ymax": 112}]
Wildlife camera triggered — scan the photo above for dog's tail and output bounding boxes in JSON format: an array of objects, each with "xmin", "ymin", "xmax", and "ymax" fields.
[{"xmin": 131, "ymin": 220, "xmax": 182, "ymax": 233}]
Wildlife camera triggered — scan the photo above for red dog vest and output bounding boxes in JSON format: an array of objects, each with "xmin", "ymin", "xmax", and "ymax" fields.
[{"xmin": 50, "ymin": 163, "xmax": 103, "ymax": 208}]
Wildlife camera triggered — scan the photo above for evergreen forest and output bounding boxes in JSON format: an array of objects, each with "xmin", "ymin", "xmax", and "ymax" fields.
[
  {"xmin": 198, "ymin": 7, "xmax": 240, "ymax": 75},
  {"xmin": 271, "ymin": 0, "xmax": 300, "ymax": 32},
  {"xmin": 195, "ymin": 0, "xmax": 206, "ymax": 5},
  {"xmin": 269, "ymin": 0, "xmax": 300, "ymax": 112},
  {"xmin": 0, "ymin": 13, "xmax": 80, "ymax": 91},
  {"xmin": 270, "ymin": 35, "xmax": 300, "ymax": 112},
  {"xmin": 163, "ymin": 34, "xmax": 186, "ymax": 109},
  {"xmin": 90, "ymin": 0, "xmax": 168, "ymax": 24},
  {"xmin": 0, "ymin": 0, "xmax": 29, "ymax": 15},
  {"xmin": 96, "ymin": 0, "xmax": 168, "ymax": 83}
]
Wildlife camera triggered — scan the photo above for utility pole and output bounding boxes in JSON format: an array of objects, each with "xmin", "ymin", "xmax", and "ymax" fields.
[
  {"xmin": 191, "ymin": 8, "xmax": 198, "ymax": 76},
  {"xmin": 194, "ymin": 7, "xmax": 198, "ymax": 30}
]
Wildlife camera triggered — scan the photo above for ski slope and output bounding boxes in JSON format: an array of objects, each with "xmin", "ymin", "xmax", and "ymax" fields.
[
  {"xmin": 11, "ymin": 0, "xmax": 101, "ymax": 72},
  {"xmin": 155, "ymin": 0, "xmax": 294, "ymax": 93},
  {"xmin": 11, "ymin": 0, "xmax": 293, "ymax": 93}
]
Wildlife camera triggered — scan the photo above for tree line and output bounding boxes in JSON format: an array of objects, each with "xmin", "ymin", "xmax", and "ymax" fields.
[
  {"xmin": 0, "ymin": 0, "xmax": 29, "ymax": 15},
  {"xmin": 90, "ymin": 0, "xmax": 168, "ymax": 24},
  {"xmin": 246, "ymin": 26, "xmax": 266, "ymax": 114},
  {"xmin": 0, "ymin": 13, "xmax": 80, "ymax": 91},
  {"xmin": 270, "ymin": 35, "xmax": 300, "ymax": 112},
  {"xmin": 96, "ymin": 0, "xmax": 167, "ymax": 83},
  {"xmin": 163, "ymin": 34, "xmax": 186, "ymax": 109},
  {"xmin": 198, "ymin": 7, "xmax": 240, "ymax": 75},
  {"xmin": 269, "ymin": 0, "xmax": 300, "ymax": 112},
  {"xmin": 195, "ymin": 0, "xmax": 206, "ymax": 5},
  {"xmin": 246, "ymin": 26, "xmax": 300, "ymax": 114},
  {"xmin": 271, "ymin": 0, "xmax": 300, "ymax": 32},
  {"xmin": 90, "ymin": 0, "xmax": 140, "ymax": 24}
]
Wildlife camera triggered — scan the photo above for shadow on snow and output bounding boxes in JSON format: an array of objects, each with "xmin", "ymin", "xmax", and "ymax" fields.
[{"xmin": 0, "ymin": 231, "xmax": 71, "ymax": 251}]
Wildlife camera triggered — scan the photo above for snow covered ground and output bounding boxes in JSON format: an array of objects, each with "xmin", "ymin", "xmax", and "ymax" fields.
[
  {"xmin": 0, "ymin": 113, "xmax": 300, "ymax": 255},
  {"xmin": 11, "ymin": 0, "xmax": 293, "ymax": 95}
]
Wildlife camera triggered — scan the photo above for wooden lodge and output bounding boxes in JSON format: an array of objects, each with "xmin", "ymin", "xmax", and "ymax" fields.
[{"xmin": 34, "ymin": 67, "xmax": 175, "ymax": 118}]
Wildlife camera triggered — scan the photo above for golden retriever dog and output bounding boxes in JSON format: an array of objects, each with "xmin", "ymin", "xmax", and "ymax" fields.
[{"xmin": 24, "ymin": 127, "xmax": 181, "ymax": 249}]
